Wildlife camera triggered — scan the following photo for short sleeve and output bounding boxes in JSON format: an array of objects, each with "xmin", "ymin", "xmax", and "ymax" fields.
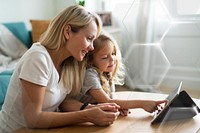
[
  {"xmin": 81, "ymin": 68, "xmax": 102, "ymax": 94},
  {"xmin": 19, "ymin": 52, "xmax": 51, "ymax": 86}
]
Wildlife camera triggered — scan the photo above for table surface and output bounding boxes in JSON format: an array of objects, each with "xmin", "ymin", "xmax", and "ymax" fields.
[{"xmin": 14, "ymin": 91, "xmax": 200, "ymax": 133}]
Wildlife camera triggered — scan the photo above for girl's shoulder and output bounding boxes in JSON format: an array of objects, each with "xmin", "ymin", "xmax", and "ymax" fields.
[
  {"xmin": 86, "ymin": 67, "xmax": 99, "ymax": 77},
  {"xmin": 87, "ymin": 67, "xmax": 98, "ymax": 73}
]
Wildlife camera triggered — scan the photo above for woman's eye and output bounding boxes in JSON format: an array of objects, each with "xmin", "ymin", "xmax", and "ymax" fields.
[
  {"xmin": 87, "ymin": 37, "xmax": 93, "ymax": 42},
  {"xmin": 102, "ymin": 56, "xmax": 108, "ymax": 59}
]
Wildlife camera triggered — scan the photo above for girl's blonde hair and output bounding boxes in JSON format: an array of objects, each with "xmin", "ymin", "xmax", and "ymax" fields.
[
  {"xmin": 40, "ymin": 5, "xmax": 102, "ymax": 97},
  {"xmin": 87, "ymin": 32, "xmax": 125, "ymax": 96}
]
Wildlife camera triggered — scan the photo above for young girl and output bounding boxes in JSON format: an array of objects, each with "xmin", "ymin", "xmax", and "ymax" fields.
[{"xmin": 79, "ymin": 32, "xmax": 166, "ymax": 115}]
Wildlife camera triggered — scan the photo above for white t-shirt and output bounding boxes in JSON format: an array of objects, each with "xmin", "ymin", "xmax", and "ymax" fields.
[
  {"xmin": 77, "ymin": 68, "xmax": 115, "ymax": 103},
  {"xmin": 0, "ymin": 43, "xmax": 67, "ymax": 132}
]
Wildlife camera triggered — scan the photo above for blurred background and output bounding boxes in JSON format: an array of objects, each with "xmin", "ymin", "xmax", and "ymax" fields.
[{"xmin": 0, "ymin": 0, "xmax": 200, "ymax": 98}]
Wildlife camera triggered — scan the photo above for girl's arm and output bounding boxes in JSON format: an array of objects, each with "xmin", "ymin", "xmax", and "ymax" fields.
[
  {"xmin": 59, "ymin": 96, "xmax": 87, "ymax": 111},
  {"xmin": 21, "ymin": 79, "xmax": 119, "ymax": 128},
  {"xmin": 89, "ymin": 88, "xmax": 166, "ymax": 113}
]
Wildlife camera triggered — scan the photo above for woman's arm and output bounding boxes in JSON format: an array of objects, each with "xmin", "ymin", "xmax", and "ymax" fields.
[
  {"xmin": 21, "ymin": 80, "xmax": 120, "ymax": 128},
  {"xmin": 89, "ymin": 88, "xmax": 166, "ymax": 113}
]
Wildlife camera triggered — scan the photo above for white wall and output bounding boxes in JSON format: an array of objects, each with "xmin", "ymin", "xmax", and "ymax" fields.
[
  {"xmin": 55, "ymin": 0, "xmax": 76, "ymax": 14},
  {"xmin": 1, "ymin": 0, "xmax": 199, "ymax": 91},
  {"xmin": 102, "ymin": 0, "xmax": 200, "ymax": 91},
  {"xmin": 0, "ymin": 0, "xmax": 75, "ymax": 29},
  {"xmin": 159, "ymin": 23, "xmax": 200, "ymax": 90}
]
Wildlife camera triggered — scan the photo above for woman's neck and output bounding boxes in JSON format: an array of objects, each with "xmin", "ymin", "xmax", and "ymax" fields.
[{"xmin": 47, "ymin": 48, "xmax": 70, "ymax": 71}]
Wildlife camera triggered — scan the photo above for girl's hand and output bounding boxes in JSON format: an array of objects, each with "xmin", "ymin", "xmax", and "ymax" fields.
[
  {"xmin": 119, "ymin": 109, "xmax": 131, "ymax": 116},
  {"xmin": 86, "ymin": 103, "xmax": 120, "ymax": 112},
  {"xmin": 143, "ymin": 100, "xmax": 167, "ymax": 113}
]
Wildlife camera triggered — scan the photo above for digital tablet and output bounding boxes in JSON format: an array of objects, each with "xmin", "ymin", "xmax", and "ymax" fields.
[
  {"xmin": 151, "ymin": 81, "xmax": 181, "ymax": 124},
  {"xmin": 151, "ymin": 81, "xmax": 200, "ymax": 125}
]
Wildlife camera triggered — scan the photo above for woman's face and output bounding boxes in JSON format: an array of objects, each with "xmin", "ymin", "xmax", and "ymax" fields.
[
  {"xmin": 92, "ymin": 41, "xmax": 117, "ymax": 73},
  {"xmin": 66, "ymin": 21, "xmax": 97, "ymax": 61}
]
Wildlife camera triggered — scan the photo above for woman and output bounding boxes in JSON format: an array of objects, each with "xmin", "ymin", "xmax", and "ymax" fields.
[{"xmin": 0, "ymin": 5, "xmax": 119, "ymax": 133}]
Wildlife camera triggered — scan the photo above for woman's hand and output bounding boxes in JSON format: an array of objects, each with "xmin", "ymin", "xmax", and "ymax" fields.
[{"xmin": 86, "ymin": 103, "xmax": 120, "ymax": 126}]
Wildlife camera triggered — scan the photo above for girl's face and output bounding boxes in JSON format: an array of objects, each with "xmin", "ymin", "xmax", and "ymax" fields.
[
  {"xmin": 92, "ymin": 41, "xmax": 116, "ymax": 73},
  {"xmin": 66, "ymin": 21, "xmax": 97, "ymax": 61}
]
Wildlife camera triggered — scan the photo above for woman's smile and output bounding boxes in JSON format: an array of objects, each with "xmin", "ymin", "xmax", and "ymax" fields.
[{"xmin": 82, "ymin": 50, "xmax": 88, "ymax": 56}]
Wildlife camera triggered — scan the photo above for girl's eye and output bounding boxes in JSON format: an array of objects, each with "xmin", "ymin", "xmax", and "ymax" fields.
[{"xmin": 112, "ymin": 52, "xmax": 116, "ymax": 55}]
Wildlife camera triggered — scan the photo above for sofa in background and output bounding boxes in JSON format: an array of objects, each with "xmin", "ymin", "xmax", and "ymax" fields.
[
  {"xmin": 0, "ymin": 20, "xmax": 50, "ymax": 110},
  {"xmin": 0, "ymin": 22, "xmax": 32, "ymax": 110}
]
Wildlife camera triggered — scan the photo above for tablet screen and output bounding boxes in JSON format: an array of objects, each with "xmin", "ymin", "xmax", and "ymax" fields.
[
  {"xmin": 165, "ymin": 81, "xmax": 182, "ymax": 103},
  {"xmin": 151, "ymin": 81, "xmax": 183, "ymax": 124}
]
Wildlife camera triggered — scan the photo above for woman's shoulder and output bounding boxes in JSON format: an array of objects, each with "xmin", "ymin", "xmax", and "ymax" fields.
[
  {"xmin": 30, "ymin": 43, "xmax": 47, "ymax": 53},
  {"xmin": 25, "ymin": 43, "xmax": 49, "ymax": 58},
  {"xmin": 21, "ymin": 43, "xmax": 52, "ymax": 65}
]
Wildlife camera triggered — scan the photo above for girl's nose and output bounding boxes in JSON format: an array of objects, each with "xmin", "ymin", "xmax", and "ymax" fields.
[{"xmin": 110, "ymin": 56, "xmax": 114, "ymax": 61}]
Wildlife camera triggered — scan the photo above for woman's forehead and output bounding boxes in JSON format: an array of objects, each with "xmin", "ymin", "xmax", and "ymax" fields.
[{"xmin": 82, "ymin": 21, "xmax": 97, "ymax": 36}]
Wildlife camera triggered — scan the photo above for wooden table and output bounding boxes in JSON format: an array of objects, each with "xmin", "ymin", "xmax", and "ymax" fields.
[{"xmin": 14, "ymin": 91, "xmax": 200, "ymax": 133}]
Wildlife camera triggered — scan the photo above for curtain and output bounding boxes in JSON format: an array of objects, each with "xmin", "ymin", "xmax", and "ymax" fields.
[{"xmin": 105, "ymin": 0, "xmax": 171, "ymax": 91}]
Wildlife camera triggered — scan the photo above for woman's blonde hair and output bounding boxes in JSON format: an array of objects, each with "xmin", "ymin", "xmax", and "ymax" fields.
[
  {"xmin": 40, "ymin": 5, "xmax": 102, "ymax": 97},
  {"xmin": 87, "ymin": 32, "xmax": 125, "ymax": 96}
]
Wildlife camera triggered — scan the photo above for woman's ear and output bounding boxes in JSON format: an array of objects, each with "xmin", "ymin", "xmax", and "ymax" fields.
[{"xmin": 63, "ymin": 25, "xmax": 71, "ymax": 40}]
